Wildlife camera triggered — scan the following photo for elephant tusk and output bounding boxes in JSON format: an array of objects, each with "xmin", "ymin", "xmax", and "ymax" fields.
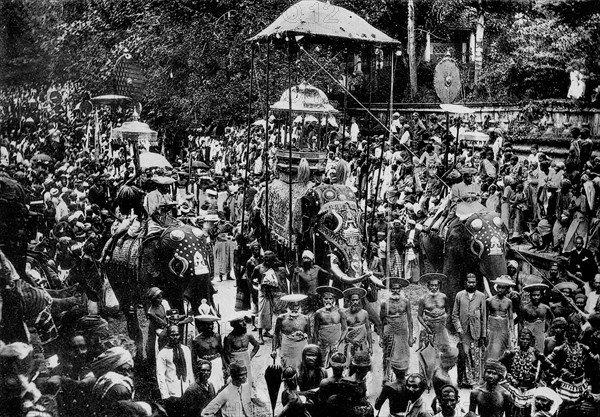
[
  {"xmin": 369, "ymin": 275, "xmax": 386, "ymax": 288},
  {"xmin": 330, "ymin": 261, "xmax": 369, "ymax": 284},
  {"xmin": 470, "ymin": 238, "xmax": 485, "ymax": 259},
  {"xmin": 168, "ymin": 253, "xmax": 189, "ymax": 277}
]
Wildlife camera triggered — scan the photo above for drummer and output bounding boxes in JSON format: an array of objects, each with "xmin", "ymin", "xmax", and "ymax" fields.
[
  {"xmin": 272, "ymin": 294, "xmax": 310, "ymax": 371},
  {"xmin": 191, "ymin": 314, "xmax": 224, "ymax": 390}
]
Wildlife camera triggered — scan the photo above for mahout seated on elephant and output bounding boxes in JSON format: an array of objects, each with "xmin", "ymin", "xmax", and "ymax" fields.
[
  {"xmin": 102, "ymin": 185, "xmax": 216, "ymax": 362},
  {"xmin": 420, "ymin": 170, "xmax": 509, "ymax": 314}
]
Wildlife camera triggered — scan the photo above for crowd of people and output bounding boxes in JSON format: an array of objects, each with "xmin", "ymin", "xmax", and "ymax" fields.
[{"xmin": 1, "ymin": 82, "xmax": 600, "ymax": 417}]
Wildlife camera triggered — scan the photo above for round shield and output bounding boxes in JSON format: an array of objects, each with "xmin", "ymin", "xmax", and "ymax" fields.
[{"xmin": 434, "ymin": 56, "xmax": 461, "ymax": 104}]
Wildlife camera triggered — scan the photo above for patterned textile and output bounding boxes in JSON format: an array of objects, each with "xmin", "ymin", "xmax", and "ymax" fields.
[
  {"xmin": 459, "ymin": 338, "xmax": 483, "ymax": 386},
  {"xmin": 388, "ymin": 249, "xmax": 404, "ymax": 277},
  {"xmin": 501, "ymin": 383, "xmax": 534, "ymax": 417},
  {"xmin": 33, "ymin": 308, "xmax": 58, "ymax": 345},
  {"xmin": 93, "ymin": 371, "xmax": 134, "ymax": 401},
  {"xmin": 317, "ymin": 323, "xmax": 342, "ymax": 368},
  {"xmin": 420, "ymin": 313, "xmax": 449, "ymax": 351},
  {"xmin": 382, "ymin": 313, "xmax": 410, "ymax": 381},
  {"xmin": 506, "ymin": 347, "xmax": 537, "ymax": 388}
]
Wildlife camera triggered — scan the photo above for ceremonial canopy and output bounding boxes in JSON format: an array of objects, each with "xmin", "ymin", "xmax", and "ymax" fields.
[{"xmin": 248, "ymin": 0, "xmax": 400, "ymax": 45}]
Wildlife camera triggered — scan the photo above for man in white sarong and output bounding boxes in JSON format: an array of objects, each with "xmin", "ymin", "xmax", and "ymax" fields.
[
  {"xmin": 313, "ymin": 286, "xmax": 346, "ymax": 367},
  {"xmin": 272, "ymin": 294, "xmax": 310, "ymax": 370}
]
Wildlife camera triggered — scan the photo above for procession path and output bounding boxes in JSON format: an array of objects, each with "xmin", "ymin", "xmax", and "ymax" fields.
[{"xmin": 212, "ymin": 279, "xmax": 472, "ymax": 415}]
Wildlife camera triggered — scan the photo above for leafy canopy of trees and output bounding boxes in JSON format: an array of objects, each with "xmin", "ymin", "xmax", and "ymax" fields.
[{"xmin": 1, "ymin": 0, "xmax": 599, "ymax": 137}]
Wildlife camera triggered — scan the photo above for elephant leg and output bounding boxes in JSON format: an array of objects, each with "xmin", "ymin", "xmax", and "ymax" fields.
[{"xmin": 124, "ymin": 304, "xmax": 144, "ymax": 362}]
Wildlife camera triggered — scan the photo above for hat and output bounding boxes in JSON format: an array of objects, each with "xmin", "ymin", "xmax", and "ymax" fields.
[
  {"xmin": 523, "ymin": 283, "xmax": 548, "ymax": 293},
  {"xmin": 281, "ymin": 294, "xmax": 308, "ymax": 303},
  {"xmin": 460, "ymin": 166, "xmax": 477, "ymax": 175},
  {"xmin": 343, "ymin": 287, "xmax": 367, "ymax": 299},
  {"xmin": 91, "ymin": 346, "xmax": 134, "ymax": 377},
  {"xmin": 574, "ymin": 293, "xmax": 587, "ymax": 302},
  {"xmin": 420, "ymin": 273, "xmax": 446, "ymax": 284},
  {"xmin": 152, "ymin": 176, "xmax": 175, "ymax": 185},
  {"xmin": 229, "ymin": 360, "xmax": 247, "ymax": 376},
  {"xmin": 50, "ymin": 188, "xmax": 59, "ymax": 196},
  {"xmin": 146, "ymin": 287, "xmax": 163, "ymax": 300},
  {"xmin": 382, "ymin": 277, "xmax": 410, "ymax": 288},
  {"xmin": 205, "ymin": 211, "xmax": 219, "ymax": 222},
  {"xmin": 490, "ymin": 275, "xmax": 516, "ymax": 287},
  {"xmin": 351, "ymin": 351, "xmax": 371, "ymax": 368},
  {"xmin": 301, "ymin": 250, "xmax": 315, "ymax": 261},
  {"xmin": 316, "ymin": 286, "xmax": 344, "ymax": 299},
  {"xmin": 194, "ymin": 314, "xmax": 219, "ymax": 322},
  {"xmin": 507, "ymin": 260, "xmax": 519, "ymax": 270},
  {"xmin": 555, "ymin": 281, "xmax": 578, "ymax": 292},
  {"xmin": 484, "ymin": 359, "xmax": 506, "ymax": 376},
  {"xmin": 228, "ymin": 314, "xmax": 249, "ymax": 323},
  {"xmin": 392, "ymin": 112, "xmax": 400, "ymax": 118}
]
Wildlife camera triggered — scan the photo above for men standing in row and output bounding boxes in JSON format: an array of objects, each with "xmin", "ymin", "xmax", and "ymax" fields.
[
  {"xmin": 452, "ymin": 273, "xmax": 487, "ymax": 388},
  {"xmin": 380, "ymin": 277, "xmax": 414, "ymax": 383},
  {"xmin": 272, "ymin": 294, "xmax": 310, "ymax": 370},
  {"xmin": 313, "ymin": 286, "xmax": 347, "ymax": 367},
  {"xmin": 342, "ymin": 287, "xmax": 373, "ymax": 362}
]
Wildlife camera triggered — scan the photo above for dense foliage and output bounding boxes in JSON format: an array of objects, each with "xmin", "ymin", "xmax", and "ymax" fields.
[{"xmin": 1, "ymin": 0, "xmax": 599, "ymax": 135}]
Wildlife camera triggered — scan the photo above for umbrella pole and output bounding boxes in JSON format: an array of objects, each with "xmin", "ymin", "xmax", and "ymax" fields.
[
  {"xmin": 444, "ymin": 112, "xmax": 450, "ymax": 170},
  {"xmin": 341, "ymin": 49, "xmax": 349, "ymax": 160},
  {"xmin": 241, "ymin": 45, "xmax": 255, "ymax": 239},
  {"xmin": 288, "ymin": 41, "xmax": 294, "ymax": 265},
  {"xmin": 265, "ymin": 43, "xmax": 271, "ymax": 247},
  {"xmin": 364, "ymin": 48, "xmax": 372, "ymax": 240}
]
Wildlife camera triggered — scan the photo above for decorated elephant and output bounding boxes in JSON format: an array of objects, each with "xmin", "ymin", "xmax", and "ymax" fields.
[
  {"xmin": 103, "ymin": 185, "xmax": 215, "ymax": 358},
  {"xmin": 254, "ymin": 157, "xmax": 382, "ymax": 325},
  {"xmin": 420, "ymin": 208, "xmax": 508, "ymax": 312}
]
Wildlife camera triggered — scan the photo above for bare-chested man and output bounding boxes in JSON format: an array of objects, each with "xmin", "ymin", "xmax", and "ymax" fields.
[
  {"xmin": 380, "ymin": 277, "xmax": 414, "ymax": 382},
  {"xmin": 418, "ymin": 273, "xmax": 449, "ymax": 351},
  {"xmin": 467, "ymin": 360, "xmax": 513, "ymax": 417},
  {"xmin": 272, "ymin": 294, "xmax": 310, "ymax": 370},
  {"xmin": 342, "ymin": 287, "xmax": 373, "ymax": 364},
  {"xmin": 313, "ymin": 286, "xmax": 347, "ymax": 367},
  {"xmin": 291, "ymin": 250, "xmax": 329, "ymax": 314},
  {"xmin": 222, "ymin": 315, "xmax": 260, "ymax": 386},
  {"xmin": 191, "ymin": 315, "xmax": 224, "ymax": 389},
  {"xmin": 486, "ymin": 276, "xmax": 515, "ymax": 360},
  {"xmin": 520, "ymin": 284, "xmax": 554, "ymax": 352}
]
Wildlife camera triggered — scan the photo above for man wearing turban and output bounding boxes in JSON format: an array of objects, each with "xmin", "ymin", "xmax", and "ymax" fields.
[
  {"xmin": 91, "ymin": 346, "xmax": 135, "ymax": 417},
  {"xmin": 467, "ymin": 360, "xmax": 512, "ymax": 417},
  {"xmin": 291, "ymin": 250, "xmax": 329, "ymax": 314}
]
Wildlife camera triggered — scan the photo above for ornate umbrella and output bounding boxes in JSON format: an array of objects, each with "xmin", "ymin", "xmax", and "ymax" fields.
[
  {"xmin": 31, "ymin": 153, "xmax": 53, "ymax": 162},
  {"xmin": 271, "ymin": 83, "xmax": 338, "ymax": 114},
  {"xmin": 139, "ymin": 152, "xmax": 172, "ymax": 170},
  {"xmin": 248, "ymin": 0, "xmax": 400, "ymax": 46}
]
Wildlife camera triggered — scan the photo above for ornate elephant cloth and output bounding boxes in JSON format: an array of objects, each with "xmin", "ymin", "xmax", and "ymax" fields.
[
  {"xmin": 486, "ymin": 315, "xmax": 512, "ymax": 360},
  {"xmin": 317, "ymin": 323, "xmax": 342, "ymax": 368},
  {"xmin": 523, "ymin": 319, "xmax": 546, "ymax": 352},
  {"xmin": 382, "ymin": 313, "xmax": 410, "ymax": 380},
  {"xmin": 280, "ymin": 332, "xmax": 308, "ymax": 370}
]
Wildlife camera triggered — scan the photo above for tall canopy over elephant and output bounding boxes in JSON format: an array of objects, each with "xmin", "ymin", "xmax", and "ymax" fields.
[
  {"xmin": 103, "ymin": 185, "xmax": 215, "ymax": 358},
  {"xmin": 420, "ymin": 209, "xmax": 508, "ymax": 311}
]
